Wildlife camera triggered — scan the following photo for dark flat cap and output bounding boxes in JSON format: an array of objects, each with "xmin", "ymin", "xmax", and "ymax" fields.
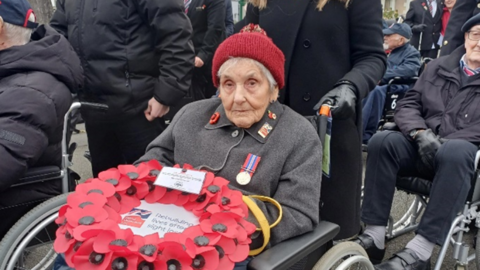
[{"xmin": 462, "ymin": 13, "xmax": 480, "ymax": 32}]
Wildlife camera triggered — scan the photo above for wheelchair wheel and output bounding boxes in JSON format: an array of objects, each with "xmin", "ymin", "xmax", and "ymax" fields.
[
  {"xmin": 312, "ymin": 242, "xmax": 374, "ymax": 270},
  {"xmin": 0, "ymin": 193, "xmax": 68, "ymax": 270}
]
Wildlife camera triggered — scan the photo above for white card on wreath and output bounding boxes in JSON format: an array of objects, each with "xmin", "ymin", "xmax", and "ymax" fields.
[
  {"xmin": 119, "ymin": 201, "xmax": 199, "ymax": 237},
  {"xmin": 154, "ymin": 167, "xmax": 206, "ymax": 195}
]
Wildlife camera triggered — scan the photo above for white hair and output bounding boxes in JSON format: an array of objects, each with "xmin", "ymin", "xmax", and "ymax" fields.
[
  {"xmin": 217, "ymin": 57, "xmax": 278, "ymax": 92},
  {"xmin": 2, "ymin": 13, "xmax": 35, "ymax": 46}
]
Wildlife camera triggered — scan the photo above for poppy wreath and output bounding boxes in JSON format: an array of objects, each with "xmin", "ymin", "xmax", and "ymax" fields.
[{"xmin": 54, "ymin": 160, "xmax": 256, "ymax": 270}]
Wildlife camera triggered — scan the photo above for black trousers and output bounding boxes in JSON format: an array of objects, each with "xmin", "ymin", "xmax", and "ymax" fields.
[
  {"xmin": 420, "ymin": 49, "xmax": 439, "ymax": 59},
  {"xmin": 85, "ymin": 113, "xmax": 166, "ymax": 177},
  {"xmin": 362, "ymin": 131, "xmax": 477, "ymax": 244}
]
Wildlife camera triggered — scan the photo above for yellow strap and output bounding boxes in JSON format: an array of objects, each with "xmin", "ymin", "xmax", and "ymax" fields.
[
  {"xmin": 247, "ymin": 195, "xmax": 283, "ymax": 230},
  {"xmin": 242, "ymin": 195, "xmax": 283, "ymax": 256}
]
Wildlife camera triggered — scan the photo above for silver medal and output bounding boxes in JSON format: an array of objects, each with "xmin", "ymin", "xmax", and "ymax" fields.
[{"xmin": 236, "ymin": 171, "xmax": 251, "ymax": 185}]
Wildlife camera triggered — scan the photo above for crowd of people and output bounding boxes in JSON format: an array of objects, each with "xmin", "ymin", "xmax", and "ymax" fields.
[{"xmin": 1, "ymin": 0, "xmax": 480, "ymax": 269}]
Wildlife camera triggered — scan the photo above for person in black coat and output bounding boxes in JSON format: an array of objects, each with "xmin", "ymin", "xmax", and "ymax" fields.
[
  {"xmin": 405, "ymin": 0, "xmax": 444, "ymax": 59},
  {"xmin": 0, "ymin": 0, "xmax": 82, "ymax": 234},
  {"xmin": 440, "ymin": 0, "xmax": 480, "ymax": 55},
  {"xmin": 354, "ymin": 14, "xmax": 480, "ymax": 269},
  {"xmin": 235, "ymin": 0, "xmax": 387, "ymax": 240},
  {"xmin": 50, "ymin": 0, "xmax": 195, "ymax": 177},
  {"xmin": 187, "ymin": 0, "xmax": 226, "ymax": 99}
]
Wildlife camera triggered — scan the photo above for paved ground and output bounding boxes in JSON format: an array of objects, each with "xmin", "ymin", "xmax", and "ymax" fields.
[{"xmin": 53, "ymin": 126, "xmax": 477, "ymax": 269}]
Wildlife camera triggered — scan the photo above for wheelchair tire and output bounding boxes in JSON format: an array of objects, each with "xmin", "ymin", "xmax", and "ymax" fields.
[
  {"xmin": 0, "ymin": 193, "xmax": 68, "ymax": 270},
  {"xmin": 312, "ymin": 242, "xmax": 374, "ymax": 270}
]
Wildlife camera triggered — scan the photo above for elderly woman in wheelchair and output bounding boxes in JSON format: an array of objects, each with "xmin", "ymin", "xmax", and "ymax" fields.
[
  {"xmin": 354, "ymin": 13, "xmax": 480, "ymax": 270},
  {"xmin": 52, "ymin": 24, "xmax": 325, "ymax": 270}
]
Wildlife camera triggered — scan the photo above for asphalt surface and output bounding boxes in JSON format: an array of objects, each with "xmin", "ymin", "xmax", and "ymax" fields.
[{"xmin": 45, "ymin": 124, "xmax": 477, "ymax": 269}]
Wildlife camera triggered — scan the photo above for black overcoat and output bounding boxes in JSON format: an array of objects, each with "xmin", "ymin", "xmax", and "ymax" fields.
[
  {"xmin": 236, "ymin": 0, "xmax": 386, "ymax": 239},
  {"xmin": 440, "ymin": 0, "xmax": 480, "ymax": 56},
  {"xmin": 405, "ymin": 0, "xmax": 444, "ymax": 51}
]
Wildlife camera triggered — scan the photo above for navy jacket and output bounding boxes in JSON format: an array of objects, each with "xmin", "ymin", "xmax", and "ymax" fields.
[
  {"xmin": 395, "ymin": 47, "xmax": 480, "ymax": 144},
  {"xmin": 382, "ymin": 43, "xmax": 421, "ymax": 85}
]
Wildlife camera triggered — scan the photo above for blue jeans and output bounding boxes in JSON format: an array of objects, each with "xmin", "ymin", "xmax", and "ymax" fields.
[
  {"xmin": 362, "ymin": 84, "xmax": 409, "ymax": 144},
  {"xmin": 54, "ymin": 254, "xmax": 253, "ymax": 270}
]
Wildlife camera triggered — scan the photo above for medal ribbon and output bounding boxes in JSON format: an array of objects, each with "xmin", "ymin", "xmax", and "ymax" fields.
[{"xmin": 240, "ymin": 153, "xmax": 261, "ymax": 177}]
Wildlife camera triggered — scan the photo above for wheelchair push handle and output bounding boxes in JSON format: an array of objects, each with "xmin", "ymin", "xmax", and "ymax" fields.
[{"xmin": 318, "ymin": 99, "xmax": 333, "ymax": 116}]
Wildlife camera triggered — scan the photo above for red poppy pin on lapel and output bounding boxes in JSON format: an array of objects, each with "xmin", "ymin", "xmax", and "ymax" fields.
[
  {"xmin": 210, "ymin": 112, "xmax": 220, "ymax": 124},
  {"xmin": 267, "ymin": 110, "xmax": 276, "ymax": 120}
]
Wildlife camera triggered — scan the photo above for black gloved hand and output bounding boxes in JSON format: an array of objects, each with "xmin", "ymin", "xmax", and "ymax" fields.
[
  {"xmin": 313, "ymin": 82, "xmax": 357, "ymax": 119},
  {"xmin": 411, "ymin": 24, "xmax": 427, "ymax": 33},
  {"xmin": 415, "ymin": 129, "xmax": 442, "ymax": 171}
]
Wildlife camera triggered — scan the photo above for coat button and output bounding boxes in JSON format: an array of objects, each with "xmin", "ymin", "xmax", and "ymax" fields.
[
  {"xmin": 303, "ymin": 92, "xmax": 311, "ymax": 101},
  {"xmin": 303, "ymin": 39, "xmax": 311, "ymax": 48},
  {"xmin": 232, "ymin": 130, "xmax": 239, "ymax": 137},
  {"xmin": 477, "ymin": 3, "xmax": 480, "ymax": 8},
  {"xmin": 444, "ymin": 40, "xmax": 448, "ymax": 45}
]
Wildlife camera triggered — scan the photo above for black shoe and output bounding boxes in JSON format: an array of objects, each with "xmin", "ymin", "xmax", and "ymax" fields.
[
  {"xmin": 352, "ymin": 233, "xmax": 385, "ymax": 264},
  {"xmin": 375, "ymin": 248, "xmax": 431, "ymax": 270}
]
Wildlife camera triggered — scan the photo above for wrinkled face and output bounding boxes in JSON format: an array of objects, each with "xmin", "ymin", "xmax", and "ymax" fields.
[
  {"xmin": 384, "ymin": 33, "xmax": 405, "ymax": 51},
  {"xmin": 445, "ymin": 0, "xmax": 456, "ymax": 9},
  {"xmin": 219, "ymin": 59, "xmax": 279, "ymax": 129},
  {"xmin": 465, "ymin": 26, "xmax": 480, "ymax": 70}
]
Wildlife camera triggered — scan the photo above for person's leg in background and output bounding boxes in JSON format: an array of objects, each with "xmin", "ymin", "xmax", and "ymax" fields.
[
  {"xmin": 84, "ymin": 120, "xmax": 123, "ymax": 177},
  {"xmin": 115, "ymin": 113, "xmax": 166, "ymax": 164},
  {"xmin": 362, "ymin": 85, "xmax": 388, "ymax": 144}
]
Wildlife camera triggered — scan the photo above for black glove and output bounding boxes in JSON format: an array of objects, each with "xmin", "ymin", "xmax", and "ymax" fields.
[
  {"xmin": 411, "ymin": 24, "xmax": 427, "ymax": 33},
  {"xmin": 313, "ymin": 82, "xmax": 357, "ymax": 119},
  {"xmin": 415, "ymin": 129, "xmax": 442, "ymax": 172}
]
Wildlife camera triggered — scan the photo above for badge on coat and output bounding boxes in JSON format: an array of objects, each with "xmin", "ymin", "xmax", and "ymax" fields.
[{"xmin": 258, "ymin": 123, "xmax": 273, "ymax": 138}]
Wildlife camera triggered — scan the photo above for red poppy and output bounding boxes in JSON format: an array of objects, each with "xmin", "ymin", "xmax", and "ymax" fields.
[
  {"xmin": 156, "ymin": 188, "xmax": 181, "ymax": 205},
  {"xmin": 73, "ymin": 219, "xmax": 118, "ymax": 242},
  {"xmin": 98, "ymin": 168, "xmax": 131, "ymax": 192},
  {"xmin": 158, "ymin": 241, "xmax": 193, "ymax": 270},
  {"xmin": 113, "ymin": 190, "xmax": 142, "ymax": 214},
  {"xmin": 76, "ymin": 179, "xmax": 116, "ymax": 198},
  {"xmin": 133, "ymin": 233, "xmax": 162, "ymax": 262},
  {"xmin": 192, "ymin": 246, "xmax": 219, "ymax": 270},
  {"xmin": 56, "ymin": 204, "xmax": 70, "ymax": 225},
  {"xmin": 144, "ymin": 185, "xmax": 167, "ymax": 204},
  {"xmin": 213, "ymin": 237, "xmax": 236, "ymax": 269},
  {"xmin": 199, "ymin": 212, "xmax": 239, "ymax": 239},
  {"xmin": 163, "ymin": 233, "xmax": 197, "ymax": 258},
  {"xmin": 139, "ymin": 160, "xmax": 164, "ymax": 181},
  {"xmin": 54, "ymin": 224, "xmax": 75, "ymax": 253},
  {"xmin": 173, "ymin": 192, "xmax": 192, "ymax": 206},
  {"xmin": 67, "ymin": 192, "xmax": 107, "ymax": 209},
  {"xmin": 183, "ymin": 226, "xmax": 221, "ymax": 248},
  {"xmin": 118, "ymin": 164, "xmax": 149, "ymax": 181},
  {"xmin": 206, "ymin": 186, "xmax": 248, "ymax": 217},
  {"xmin": 94, "ymin": 227, "xmax": 137, "ymax": 254},
  {"xmin": 72, "ymin": 238, "xmax": 113, "ymax": 270},
  {"xmin": 65, "ymin": 204, "xmax": 109, "ymax": 228},
  {"xmin": 109, "ymin": 254, "xmax": 139, "ymax": 270},
  {"xmin": 209, "ymin": 112, "xmax": 220, "ymax": 125}
]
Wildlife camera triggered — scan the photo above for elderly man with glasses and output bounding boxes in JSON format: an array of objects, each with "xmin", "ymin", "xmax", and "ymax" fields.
[{"xmin": 352, "ymin": 13, "xmax": 480, "ymax": 270}]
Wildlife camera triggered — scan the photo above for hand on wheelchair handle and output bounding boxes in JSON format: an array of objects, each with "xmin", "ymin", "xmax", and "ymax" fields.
[
  {"xmin": 415, "ymin": 129, "xmax": 443, "ymax": 171},
  {"xmin": 313, "ymin": 83, "xmax": 356, "ymax": 119}
]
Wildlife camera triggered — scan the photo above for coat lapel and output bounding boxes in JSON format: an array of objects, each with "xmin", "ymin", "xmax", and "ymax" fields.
[
  {"xmin": 433, "ymin": 0, "xmax": 443, "ymax": 22},
  {"xmin": 259, "ymin": 0, "xmax": 311, "ymax": 90}
]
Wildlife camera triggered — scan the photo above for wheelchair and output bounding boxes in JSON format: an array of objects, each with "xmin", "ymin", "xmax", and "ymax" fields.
[
  {"xmin": 0, "ymin": 101, "xmax": 107, "ymax": 270},
  {"xmin": 0, "ymin": 102, "xmax": 373, "ymax": 270}
]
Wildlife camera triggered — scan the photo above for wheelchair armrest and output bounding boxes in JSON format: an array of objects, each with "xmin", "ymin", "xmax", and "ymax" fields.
[
  {"xmin": 247, "ymin": 221, "xmax": 340, "ymax": 270},
  {"xmin": 387, "ymin": 77, "xmax": 418, "ymax": 86},
  {"xmin": 13, "ymin": 166, "xmax": 62, "ymax": 187}
]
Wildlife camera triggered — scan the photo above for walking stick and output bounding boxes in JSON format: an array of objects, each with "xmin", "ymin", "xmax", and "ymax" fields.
[{"xmin": 418, "ymin": 7, "xmax": 427, "ymax": 52}]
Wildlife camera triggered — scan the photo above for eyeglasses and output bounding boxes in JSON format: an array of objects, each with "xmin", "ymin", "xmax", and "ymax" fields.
[{"xmin": 467, "ymin": 31, "xmax": 480, "ymax": 41}]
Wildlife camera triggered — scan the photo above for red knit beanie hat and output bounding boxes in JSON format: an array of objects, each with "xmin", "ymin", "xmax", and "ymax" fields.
[{"xmin": 212, "ymin": 24, "xmax": 285, "ymax": 89}]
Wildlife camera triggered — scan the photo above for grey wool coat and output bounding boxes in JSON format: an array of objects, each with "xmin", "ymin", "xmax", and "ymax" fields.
[{"xmin": 137, "ymin": 98, "xmax": 322, "ymax": 245}]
